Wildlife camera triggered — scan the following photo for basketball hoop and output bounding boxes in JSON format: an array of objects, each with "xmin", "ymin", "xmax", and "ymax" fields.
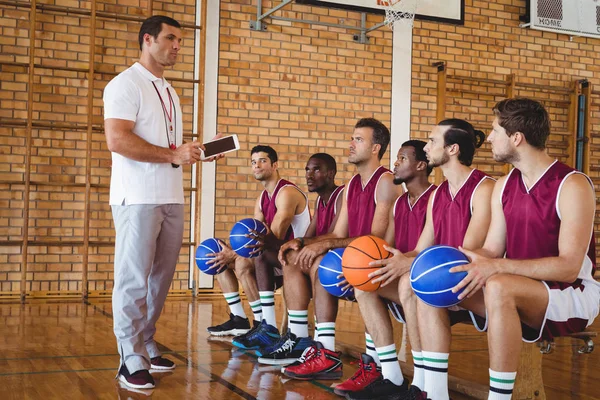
[{"xmin": 382, "ymin": 0, "xmax": 418, "ymax": 30}]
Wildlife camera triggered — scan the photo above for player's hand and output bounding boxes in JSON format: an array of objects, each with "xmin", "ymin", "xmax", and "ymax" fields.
[
  {"xmin": 367, "ymin": 245, "xmax": 410, "ymax": 287},
  {"xmin": 294, "ymin": 242, "xmax": 327, "ymax": 272},
  {"xmin": 206, "ymin": 240, "xmax": 237, "ymax": 270},
  {"xmin": 450, "ymin": 247, "xmax": 498, "ymax": 300},
  {"xmin": 278, "ymin": 238, "xmax": 302, "ymax": 266},
  {"xmin": 336, "ymin": 274, "xmax": 352, "ymax": 292},
  {"xmin": 246, "ymin": 228, "xmax": 269, "ymax": 257},
  {"xmin": 172, "ymin": 141, "xmax": 203, "ymax": 165}
]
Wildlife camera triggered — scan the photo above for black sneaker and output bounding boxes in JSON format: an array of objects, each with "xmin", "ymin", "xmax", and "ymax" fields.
[
  {"xmin": 231, "ymin": 320, "xmax": 280, "ymax": 350},
  {"xmin": 117, "ymin": 364, "xmax": 155, "ymax": 389},
  {"xmin": 345, "ymin": 378, "xmax": 411, "ymax": 400},
  {"xmin": 257, "ymin": 330, "xmax": 316, "ymax": 365},
  {"xmin": 207, "ymin": 313, "xmax": 251, "ymax": 336},
  {"xmin": 232, "ymin": 319, "xmax": 260, "ymax": 342}
]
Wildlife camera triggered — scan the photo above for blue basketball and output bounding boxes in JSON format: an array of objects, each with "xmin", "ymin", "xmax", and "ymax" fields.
[
  {"xmin": 229, "ymin": 218, "xmax": 268, "ymax": 258},
  {"xmin": 318, "ymin": 248, "xmax": 354, "ymax": 299},
  {"xmin": 410, "ymin": 245, "xmax": 470, "ymax": 308},
  {"xmin": 195, "ymin": 238, "xmax": 224, "ymax": 275}
]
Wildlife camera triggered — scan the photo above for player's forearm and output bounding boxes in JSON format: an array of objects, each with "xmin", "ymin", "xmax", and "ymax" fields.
[{"xmin": 494, "ymin": 256, "xmax": 582, "ymax": 283}]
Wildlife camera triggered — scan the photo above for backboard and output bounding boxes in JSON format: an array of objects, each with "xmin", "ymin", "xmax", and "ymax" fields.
[{"xmin": 296, "ymin": 0, "xmax": 464, "ymax": 24}]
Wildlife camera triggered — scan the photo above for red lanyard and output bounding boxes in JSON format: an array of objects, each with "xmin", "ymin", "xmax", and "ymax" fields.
[{"xmin": 152, "ymin": 81, "xmax": 176, "ymax": 149}]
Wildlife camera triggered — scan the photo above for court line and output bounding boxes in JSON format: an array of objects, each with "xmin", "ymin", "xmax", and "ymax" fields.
[{"xmin": 86, "ymin": 301, "xmax": 258, "ymax": 400}]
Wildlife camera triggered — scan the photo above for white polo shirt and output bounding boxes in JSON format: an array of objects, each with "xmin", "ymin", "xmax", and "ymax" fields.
[{"xmin": 103, "ymin": 62, "xmax": 184, "ymax": 205}]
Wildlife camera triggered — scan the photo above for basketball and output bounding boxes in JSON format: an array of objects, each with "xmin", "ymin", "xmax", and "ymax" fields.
[
  {"xmin": 318, "ymin": 248, "xmax": 354, "ymax": 299},
  {"xmin": 409, "ymin": 245, "xmax": 470, "ymax": 307},
  {"xmin": 341, "ymin": 235, "xmax": 392, "ymax": 292},
  {"xmin": 229, "ymin": 218, "xmax": 268, "ymax": 258},
  {"xmin": 195, "ymin": 238, "xmax": 224, "ymax": 275}
]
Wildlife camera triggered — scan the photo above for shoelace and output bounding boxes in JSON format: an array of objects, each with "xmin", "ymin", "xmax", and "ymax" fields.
[
  {"xmin": 297, "ymin": 345, "xmax": 317, "ymax": 363},
  {"xmin": 273, "ymin": 338, "xmax": 295, "ymax": 354}
]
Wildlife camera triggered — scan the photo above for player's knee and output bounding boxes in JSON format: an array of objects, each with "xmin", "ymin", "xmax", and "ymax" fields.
[
  {"xmin": 354, "ymin": 288, "xmax": 371, "ymax": 302},
  {"xmin": 398, "ymin": 274, "xmax": 414, "ymax": 305},
  {"xmin": 484, "ymin": 274, "xmax": 516, "ymax": 308}
]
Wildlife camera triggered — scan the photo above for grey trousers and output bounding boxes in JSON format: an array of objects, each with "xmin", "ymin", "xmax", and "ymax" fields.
[{"xmin": 111, "ymin": 204, "xmax": 184, "ymax": 373}]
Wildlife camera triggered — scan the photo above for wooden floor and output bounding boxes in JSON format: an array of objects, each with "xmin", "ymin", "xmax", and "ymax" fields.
[{"xmin": 0, "ymin": 296, "xmax": 598, "ymax": 399}]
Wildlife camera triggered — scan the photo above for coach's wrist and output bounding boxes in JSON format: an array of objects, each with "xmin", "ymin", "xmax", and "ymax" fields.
[{"xmin": 297, "ymin": 237, "xmax": 304, "ymax": 249}]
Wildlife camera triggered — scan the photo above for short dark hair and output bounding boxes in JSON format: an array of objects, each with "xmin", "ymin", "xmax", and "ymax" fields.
[
  {"xmin": 355, "ymin": 118, "xmax": 391, "ymax": 160},
  {"xmin": 493, "ymin": 98, "xmax": 550, "ymax": 150},
  {"xmin": 402, "ymin": 140, "xmax": 433, "ymax": 176},
  {"xmin": 438, "ymin": 118, "xmax": 485, "ymax": 167},
  {"xmin": 139, "ymin": 16, "xmax": 181, "ymax": 51},
  {"xmin": 309, "ymin": 153, "xmax": 337, "ymax": 173},
  {"xmin": 251, "ymin": 145, "xmax": 278, "ymax": 163}
]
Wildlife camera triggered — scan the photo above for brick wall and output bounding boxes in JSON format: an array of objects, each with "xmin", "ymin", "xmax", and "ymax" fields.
[
  {"xmin": 0, "ymin": 0, "xmax": 199, "ymax": 295},
  {"xmin": 1, "ymin": 0, "xmax": 599, "ymax": 296}
]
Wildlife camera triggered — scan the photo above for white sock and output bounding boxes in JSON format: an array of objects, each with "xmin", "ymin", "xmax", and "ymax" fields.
[
  {"xmin": 259, "ymin": 291, "xmax": 276, "ymax": 327},
  {"xmin": 224, "ymin": 292, "xmax": 246, "ymax": 318},
  {"xmin": 288, "ymin": 309, "xmax": 309, "ymax": 337},
  {"xmin": 411, "ymin": 350, "xmax": 425, "ymax": 391},
  {"xmin": 316, "ymin": 322, "xmax": 336, "ymax": 351},
  {"xmin": 365, "ymin": 333, "xmax": 380, "ymax": 365},
  {"xmin": 249, "ymin": 299, "xmax": 262, "ymax": 323},
  {"xmin": 488, "ymin": 369, "xmax": 517, "ymax": 400},
  {"xmin": 313, "ymin": 316, "xmax": 319, "ymax": 341},
  {"xmin": 376, "ymin": 344, "xmax": 404, "ymax": 386},
  {"xmin": 423, "ymin": 351, "xmax": 449, "ymax": 400}
]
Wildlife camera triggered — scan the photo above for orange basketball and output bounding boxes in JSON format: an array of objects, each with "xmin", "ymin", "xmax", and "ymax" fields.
[{"xmin": 342, "ymin": 235, "xmax": 392, "ymax": 292}]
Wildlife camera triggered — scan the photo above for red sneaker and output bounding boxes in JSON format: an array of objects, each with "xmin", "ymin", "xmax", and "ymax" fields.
[
  {"xmin": 282, "ymin": 342, "xmax": 342, "ymax": 380},
  {"xmin": 333, "ymin": 353, "xmax": 382, "ymax": 397}
]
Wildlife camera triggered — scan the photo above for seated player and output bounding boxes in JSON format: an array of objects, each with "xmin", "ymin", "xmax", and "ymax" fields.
[
  {"xmin": 277, "ymin": 118, "xmax": 399, "ymax": 389},
  {"xmin": 345, "ymin": 140, "xmax": 435, "ymax": 399},
  {"xmin": 206, "ymin": 146, "xmax": 310, "ymax": 350},
  {"xmin": 357, "ymin": 118, "xmax": 494, "ymax": 399},
  {"xmin": 418, "ymin": 98, "xmax": 600, "ymax": 400},
  {"xmin": 256, "ymin": 152, "xmax": 345, "ymax": 364}
]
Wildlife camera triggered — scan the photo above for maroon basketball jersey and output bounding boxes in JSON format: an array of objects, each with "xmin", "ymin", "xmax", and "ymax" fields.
[
  {"xmin": 432, "ymin": 169, "xmax": 492, "ymax": 247},
  {"xmin": 315, "ymin": 185, "xmax": 345, "ymax": 236},
  {"xmin": 347, "ymin": 166, "xmax": 392, "ymax": 238},
  {"xmin": 502, "ymin": 161, "xmax": 597, "ymax": 284},
  {"xmin": 260, "ymin": 179, "xmax": 300, "ymax": 240},
  {"xmin": 394, "ymin": 184, "xmax": 436, "ymax": 253}
]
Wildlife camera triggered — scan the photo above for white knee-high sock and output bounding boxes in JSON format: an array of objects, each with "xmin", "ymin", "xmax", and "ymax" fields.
[
  {"xmin": 288, "ymin": 309, "xmax": 309, "ymax": 337},
  {"xmin": 259, "ymin": 291, "xmax": 276, "ymax": 327},
  {"xmin": 411, "ymin": 350, "xmax": 425, "ymax": 390},
  {"xmin": 423, "ymin": 351, "xmax": 449, "ymax": 400},
  {"xmin": 376, "ymin": 344, "xmax": 404, "ymax": 386},
  {"xmin": 365, "ymin": 333, "xmax": 380, "ymax": 365},
  {"xmin": 316, "ymin": 322, "xmax": 336, "ymax": 351},
  {"xmin": 224, "ymin": 292, "xmax": 246, "ymax": 318},
  {"xmin": 313, "ymin": 316, "xmax": 319, "ymax": 341},
  {"xmin": 488, "ymin": 369, "xmax": 517, "ymax": 400},
  {"xmin": 249, "ymin": 299, "xmax": 262, "ymax": 323}
]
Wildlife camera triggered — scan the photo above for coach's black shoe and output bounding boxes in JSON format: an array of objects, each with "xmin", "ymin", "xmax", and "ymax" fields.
[
  {"xmin": 207, "ymin": 313, "xmax": 251, "ymax": 336},
  {"xmin": 346, "ymin": 378, "xmax": 412, "ymax": 400}
]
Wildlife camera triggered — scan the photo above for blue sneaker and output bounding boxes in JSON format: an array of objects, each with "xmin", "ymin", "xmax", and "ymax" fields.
[
  {"xmin": 257, "ymin": 330, "xmax": 316, "ymax": 365},
  {"xmin": 232, "ymin": 320, "xmax": 280, "ymax": 350}
]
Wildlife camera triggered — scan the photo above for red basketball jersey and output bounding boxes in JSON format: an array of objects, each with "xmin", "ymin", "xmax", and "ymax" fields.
[
  {"xmin": 315, "ymin": 185, "xmax": 345, "ymax": 236},
  {"xmin": 501, "ymin": 161, "xmax": 597, "ymax": 286},
  {"xmin": 347, "ymin": 166, "xmax": 392, "ymax": 238},
  {"xmin": 432, "ymin": 169, "xmax": 493, "ymax": 247},
  {"xmin": 393, "ymin": 184, "xmax": 436, "ymax": 253},
  {"xmin": 260, "ymin": 179, "xmax": 307, "ymax": 240}
]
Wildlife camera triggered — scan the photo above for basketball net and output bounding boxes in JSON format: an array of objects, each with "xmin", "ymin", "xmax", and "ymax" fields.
[{"xmin": 382, "ymin": 0, "xmax": 418, "ymax": 30}]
